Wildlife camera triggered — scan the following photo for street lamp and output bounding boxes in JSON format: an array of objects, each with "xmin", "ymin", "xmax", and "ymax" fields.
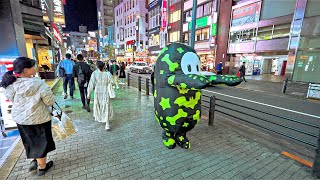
[{"xmin": 190, "ymin": 0, "xmax": 197, "ymax": 48}]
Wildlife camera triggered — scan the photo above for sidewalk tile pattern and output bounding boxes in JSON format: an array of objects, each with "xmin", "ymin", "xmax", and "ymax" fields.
[{"xmin": 6, "ymin": 85, "xmax": 316, "ymax": 180}]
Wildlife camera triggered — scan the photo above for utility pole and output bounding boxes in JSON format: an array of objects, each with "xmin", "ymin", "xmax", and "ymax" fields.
[{"xmin": 190, "ymin": 0, "xmax": 197, "ymax": 48}]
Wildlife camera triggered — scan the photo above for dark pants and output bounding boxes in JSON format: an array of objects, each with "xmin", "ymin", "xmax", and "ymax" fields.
[
  {"xmin": 240, "ymin": 72, "xmax": 247, "ymax": 82},
  {"xmin": 217, "ymin": 70, "xmax": 222, "ymax": 75},
  {"xmin": 79, "ymin": 85, "xmax": 90, "ymax": 107},
  {"xmin": 63, "ymin": 74, "xmax": 74, "ymax": 96}
]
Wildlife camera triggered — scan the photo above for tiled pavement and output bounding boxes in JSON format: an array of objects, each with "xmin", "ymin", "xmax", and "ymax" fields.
[{"xmin": 5, "ymin": 84, "xmax": 316, "ymax": 180}]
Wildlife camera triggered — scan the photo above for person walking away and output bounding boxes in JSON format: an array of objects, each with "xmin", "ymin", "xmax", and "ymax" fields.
[
  {"xmin": 239, "ymin": 62, "xmax": 247, "ymax": 82},
  {"xmin": 57, "ymin": 53, "xmax": 75, "ymax": 99},
  {"xmin": 87, "ymin": 61, "xmax": 114, "ymax": 130},
  {"xmin": 73, "ymin": 54, "xmax": 93, "ymax": 112},
  {"xmin": 216, "ymin": 61, "xmax": 223, "ymax": 75},
  {"xmin": 109, "ymin": 60, "xmax": 119, "ymax": 89},
  {"xmin": 88, "ymin": 60, "xmax": 96, "ymax": 72},
  {"xmin": 119, "ymin": 62, "xmax": 126, "ymax": 85},
  {"xmin": 0, "ymin": 57, "xmax": 55, "ymax": 176}
]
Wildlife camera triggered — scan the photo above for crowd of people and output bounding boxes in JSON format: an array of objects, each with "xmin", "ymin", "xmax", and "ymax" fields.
[{"xmin": 0, "ymin": 54, "xmax": 126, "ymax": 176}]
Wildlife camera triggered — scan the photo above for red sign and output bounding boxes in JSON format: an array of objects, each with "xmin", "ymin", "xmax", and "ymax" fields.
[
  {"xmin": 52, "ymin": 23, "xmax": 62, "ymax": 44},
  {"xmin": 161, "ymin": 0, "xmax": 167, "ymax": 28}
]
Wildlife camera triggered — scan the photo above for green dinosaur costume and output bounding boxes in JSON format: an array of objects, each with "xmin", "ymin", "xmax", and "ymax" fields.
[{"xmin": 154, "ymin": 43, "xmax": 242, "ymax": 149}]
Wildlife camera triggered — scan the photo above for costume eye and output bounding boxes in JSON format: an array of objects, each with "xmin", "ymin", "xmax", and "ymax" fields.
[
  {"xmin": 188, "ymin": 65, "xmax": 192, "ymax": 72},
  {"xmin": 181, "ymin": 52, "xmax": 201, "ymax": 75}
]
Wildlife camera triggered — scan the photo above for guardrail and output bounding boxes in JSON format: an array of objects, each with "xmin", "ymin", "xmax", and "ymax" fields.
[{"xmin": 127, "ymin": 72, "xmax": 319, "ymax": 177}]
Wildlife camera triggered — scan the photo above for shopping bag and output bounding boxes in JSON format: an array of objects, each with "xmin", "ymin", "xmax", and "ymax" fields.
[
  {"xmin": 108, "ymin": 83, "xmax": 115, "ymax": 99},
  {"xmin": 237, "ymin": 71, "xmax": 241, "ymax": 77},
  {"xmin": 51, "ymin": 103, "xmax": 77, "ymax": 141}
]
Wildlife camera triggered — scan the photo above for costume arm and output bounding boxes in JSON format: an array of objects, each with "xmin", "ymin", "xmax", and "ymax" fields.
[
  {"xmin": 206, "ymin": 75, "xmax": 242, "ymax": 86},
  {"xmin": 87, "ymin": 72, "xmax": 95, "ymax": 96},
  {"xmin": 166, "ymin": 74, "xmax": 209, "ymax": 90}
]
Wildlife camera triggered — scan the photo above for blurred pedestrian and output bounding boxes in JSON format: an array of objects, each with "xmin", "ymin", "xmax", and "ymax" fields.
[
  {"xmin": 0, "ymin": 57, "xmax": 55, "ymax": 176},
  {"xmin": 109, "ymin": 60, "xmax": 119, "ymax": 89},
  {"xmin": 216, "ymin": 61, "xmax": 223, "ymax": 75},
  {"xmin": 57, "ymin": 53, "xmax": 75, "ymax": 99},
  {"xmin": 119, "ymin": 62, "xmax": 126, "ymax": 85},
  {"xmin": 73, "ymin": 54, "xmax": 93, "ymax": 112},
  {"xmin": 87, "ymin": 61, "xmax": 114, "ymax": 130},
  {"xmin": 239, "ymin": 62, "xmax": 247, "ymax": 82},
  {"xmin": 88, "ymin": 60, "xmax": 96, "ymax": 73}
]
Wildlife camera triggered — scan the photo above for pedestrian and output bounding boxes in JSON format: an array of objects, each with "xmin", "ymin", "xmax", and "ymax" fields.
[
  {"xmin": 87, "ymin": 61, "xmax": 114, "ymax": 130},
  {"xmin": 216, "ymin": 61, "xmax": 223, "ymax": 75},
  {"xmin": 73, "ymin": 54, "xmax": 93, "ymax": 112},
  {"xmin": 57, "ymin": 53, "xmax": 75, "ymax": 99},
  {"xmin": 109, "ymin": 60, "xmax": 119, "ymax": 89},
  {"xmin": 239, "ymin": 62, "xmax": 247, "ymax": 82},
  {"xmin": 119, "ymin": 62, "xmax": 126, "ymax": 85},
  {"xmin": 88, "ymin": 60, "xmax": 96, "ymax": 72},
  {"xmin": 0, "ymin": 57, "xmax": 55, "ymax": 176}
]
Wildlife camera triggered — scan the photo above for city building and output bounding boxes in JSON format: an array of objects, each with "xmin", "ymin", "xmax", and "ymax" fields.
[
  {"xmin": 147, "ymin": 0, "xmax": 162, "ymax": 64},
  {"xmin": 114, "ymin": 0, "xmax": 149, "ymax": 63},
  {"xmin": 227, "ymin": 0, "xmax": 320, "ymax": 83},
  {"xmin": 0, "ymin": 0, "xmax": 65, "ymax": 79},
  {"xmin": 96, "ymin": 0, "xmax": 114, "ymax": 55},
  {"xmin": 182, "ymin": 0, "xmax": 219, "ymax": 71}
]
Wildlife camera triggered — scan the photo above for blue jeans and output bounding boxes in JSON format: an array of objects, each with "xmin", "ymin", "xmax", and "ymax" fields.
[{"xmin": 63, "ymin": 74, "xmax": 74, "ymax": 96}]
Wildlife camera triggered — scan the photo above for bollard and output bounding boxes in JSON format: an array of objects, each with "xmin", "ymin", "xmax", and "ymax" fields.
[
  {"xmin": 127, "ymin": 73, "xmax": 130, "ymax": 86},
  {"xmin": 282, "ymin": 78, "xmax": 289, "ymax": 94},
  {"xmin": 312, "ymin": 130, "xmax": 320, "ymax": 178},
  {"xmin": 138, "ymin": 76, "xmax": 141, "ymax": 91},
  {"xmin": 208, "ymin": 96, "xmax": 216, "ymax": 126},
  {"xmin": 146, "ymin": 78, "xmax": 150, "ymax": 95}
]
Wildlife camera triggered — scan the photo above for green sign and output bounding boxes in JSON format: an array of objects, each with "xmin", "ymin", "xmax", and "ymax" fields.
[
  {"xmin": 188, "ymin": 16, "xmax": 209, "ymax": 30},
  {"xmin": 211, "ymin": 23, "xmax": 217, "ymax": 36}
]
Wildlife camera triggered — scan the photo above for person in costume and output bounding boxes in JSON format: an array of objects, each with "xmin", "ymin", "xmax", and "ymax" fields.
[{"xmin": 154, "ymin": 43, "xmax": 242, "ymax": 149}]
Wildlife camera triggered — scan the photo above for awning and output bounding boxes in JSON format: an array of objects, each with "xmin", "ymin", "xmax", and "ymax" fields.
[{"xmin": 126, "ymin": 40, "xmax": 134, "ymax": 45}]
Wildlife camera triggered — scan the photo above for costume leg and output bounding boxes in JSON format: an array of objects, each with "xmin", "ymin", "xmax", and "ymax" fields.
[
  {"xmin": 162, "ymin": 130, "xmax": 176, "ymax": 149},
  {"xmin": 175, "ymin": 132, "xmax": 190, "ymax": 149}
]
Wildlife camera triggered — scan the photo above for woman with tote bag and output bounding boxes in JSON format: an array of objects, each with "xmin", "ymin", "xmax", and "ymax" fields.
[{"xmin": 87, "ymin": 61, "xmax": 114, "ymax": 130}]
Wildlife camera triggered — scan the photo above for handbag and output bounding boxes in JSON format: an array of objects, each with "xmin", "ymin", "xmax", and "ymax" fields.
[
  {"xmin": 51, "ymin": 102, "xmax": 77, "ymax": 141},
  {"xmin": 108, "ymin": 83, "xmax": 115, "ymax": 98},
  {"xmin": 59, "ymin": 67, "xmax": 66, "ymax": 77}
]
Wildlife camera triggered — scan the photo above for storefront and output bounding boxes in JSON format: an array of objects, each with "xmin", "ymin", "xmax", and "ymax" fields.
[{"xmin": 194, "ymin": 41, "xmax": 215, "ymax": 71}]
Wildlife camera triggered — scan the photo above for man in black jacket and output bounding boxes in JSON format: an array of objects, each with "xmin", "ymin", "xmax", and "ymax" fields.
[
  {"xmin": 73, "ymin": 54, "xmax": 93, "ymax": 112},
  {"xmin": 239, "ymin": 62, "xmax": 247, "ymax": 82},
  {"xmin": 109, "ymin": 60, "xmax": 120, "ymax": 89}
]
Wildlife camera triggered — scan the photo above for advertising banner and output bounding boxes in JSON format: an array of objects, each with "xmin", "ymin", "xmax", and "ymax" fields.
[
  {"xmin": 161, "ymin": 0, "xmax": 167, "ymax": 28},
  {"xmin": 231, "ymin": 2, "xmax": 260, "ymax": 27},
  {"xmin": 52, "ymin": 23, "xmax": 62, "ymax": 44}
]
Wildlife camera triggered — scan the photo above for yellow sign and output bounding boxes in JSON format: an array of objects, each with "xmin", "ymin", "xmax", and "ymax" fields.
[{"xmin": 300, "ymin": 56, "xmax": 309, "ymax": 60}]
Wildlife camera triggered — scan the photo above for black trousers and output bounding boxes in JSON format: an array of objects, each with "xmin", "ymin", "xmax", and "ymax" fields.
[
  {"xmin": 63, "ymin": 74, "xmax": 74, "ymax": 96},
  {"xmin": 79, "ymin": 85, "xmax": 90, "ymax": 107}
]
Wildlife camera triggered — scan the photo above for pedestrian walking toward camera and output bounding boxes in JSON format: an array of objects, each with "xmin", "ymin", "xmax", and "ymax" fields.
[
  {"xmin": 57, "ymin": 53, "xmax": 75, "ymax": 99},
  {"xmin": 87, "ymin": 61, "xmax": 114, "ymax": 130},
  {"xmin": 216, "ymin": 61, "xmax": 223, "ymax": 75},
  {"xmin": 0, "ymin": 57, "xmax": 55, "ymax": 176},
  {"xmin": 73, "ymin": 54, "xmax": 93, "ymax": 112},
  {"xmin": 239, "ymin": 62, "xmax": 247, "ymax": 82},
  {"xmin": 119, "ymin": 62, "xmax": 126, "ymax": 85},
  {"xmin": 109, "ymin": 60, "xmax": 119, "ymax": 89}
]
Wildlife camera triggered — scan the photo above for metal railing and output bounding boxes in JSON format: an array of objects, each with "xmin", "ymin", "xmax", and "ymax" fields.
[{"xmin": 127, "ymin": 72, "xmax": 319, "ymax": 177}]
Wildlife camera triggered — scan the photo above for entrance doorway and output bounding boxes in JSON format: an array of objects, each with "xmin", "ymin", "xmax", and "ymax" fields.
[{"xmin": 281, "ymin": 61, "xmax": 287, "ymax": 76}]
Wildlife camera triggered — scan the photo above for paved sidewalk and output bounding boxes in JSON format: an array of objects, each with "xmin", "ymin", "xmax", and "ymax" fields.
[{"xmin": 5, "ymin": 84, "xmax": 316, "ymax": 179}]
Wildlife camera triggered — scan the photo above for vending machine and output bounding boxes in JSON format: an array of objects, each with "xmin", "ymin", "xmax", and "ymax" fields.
[{"xmin": 0, "ymin": 57, "xmax": 17, "ymax": 130}]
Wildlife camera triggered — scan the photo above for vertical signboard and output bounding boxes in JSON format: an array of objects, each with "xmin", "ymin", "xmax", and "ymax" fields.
[
  {"xmin": 52, "ymin": 23, "xmax": 62, "ymax": 44},
  {"xmin": 161, "ymin": 0, "xmax": 167, "ymax": 28}
]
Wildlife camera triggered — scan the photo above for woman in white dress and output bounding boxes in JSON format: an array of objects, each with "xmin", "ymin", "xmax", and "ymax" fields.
[{"xmin": 87, "ymin": 61, "xmax": 114, "ymax": 130}]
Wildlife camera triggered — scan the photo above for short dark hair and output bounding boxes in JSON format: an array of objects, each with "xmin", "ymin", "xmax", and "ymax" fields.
[
  {"xmin": 243, "ymin": 62, "xmax": 246, "ymax": 64},
  {"xmin": 65, "ymin": 53, "xmax": 71, "ymax": 59},
  {"xmin": 96, "ymin": 61, "xmax": 105, "ymax": 71},
  {"xmin": 77, "ymin": 54, "xmax": 84, "ymax": 61}
]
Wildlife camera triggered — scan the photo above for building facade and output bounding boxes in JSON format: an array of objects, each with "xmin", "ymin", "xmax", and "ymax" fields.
[{"xmin": 114, "ymin": 0, "xmax": 149, "ymax": 63}]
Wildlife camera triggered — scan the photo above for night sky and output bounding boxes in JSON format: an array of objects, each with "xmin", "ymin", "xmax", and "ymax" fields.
[{"xmin": 64, "ymin": 0, "xmax": 98, "ymax": 32}]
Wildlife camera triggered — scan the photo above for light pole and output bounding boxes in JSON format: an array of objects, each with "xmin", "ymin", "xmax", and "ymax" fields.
[{"xmin": 190, "ymin": 0, "xmax": 197, "ymax": 48}]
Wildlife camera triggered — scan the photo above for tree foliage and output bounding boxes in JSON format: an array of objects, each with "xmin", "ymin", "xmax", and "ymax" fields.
[{"xmin": 103, "ymin": 45, "xmax": 115, "ymax": 59}]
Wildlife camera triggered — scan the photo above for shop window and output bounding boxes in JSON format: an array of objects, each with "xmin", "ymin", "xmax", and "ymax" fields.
[
  {"xmin": 273, "ymin": 23, "xmax": 290, "ymax": 39},
  {"xmin": 170, "ymin": 31, "xmax": 180, "ymax": 42},
  {"xmin": 293, "ymin": 50, "xmax": 320, "ymax": 83},
  {"xmin": 183, "ymin": 10, "xmax": 191, "ymax": 23},
  {"xmin": 261, "ymin": 0, "xmax": 295, "ymax": 20},
  {"xmin": 257, "ymin": 26, "xmax": 273, "ymax": 40},
  {"xmin": 203, "ymin": 2, "xmax": 212, "ymax": 16},
  {"xmin": 170, "ymin": 10, "xmax": 181, "ymax": 23},
  {"xmin": 195, "ymin": 28, "xmax": 209, "ymax": 41},
  {"xmin": 196, "ymin": 5, "xmax": 203, "ymax": 18},
  {"xmin": 183, "ymin": 33, "xmax": 190, "ymax": 43},
  {"xmin": 229, "ymin": 29, "xmax": 256, "ymax": 43}
]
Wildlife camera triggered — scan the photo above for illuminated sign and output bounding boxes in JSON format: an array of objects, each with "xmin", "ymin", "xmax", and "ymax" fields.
[
  {"xmin": 161, "ymin": 0, "xmax": 167, "ymax": 28},
  {"xmin": 52, "ymin": 23, "xmax": 62, "ymax": 44},
  {"xmin": 41, "ymin": 0, "xmax": 65, "ymax": 24},
  {"xmin": 188, "ymin": 16, "xmax": 209, "ymax": 29}
]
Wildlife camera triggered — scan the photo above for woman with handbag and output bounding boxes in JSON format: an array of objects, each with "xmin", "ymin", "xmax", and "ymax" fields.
[
  {"xmin": 0, "ymin": 57, "xmax": 55, "ymax": 176},
  {"xmin": 87, "ymin": 61, "xmax": 114, "ymax": 130}
]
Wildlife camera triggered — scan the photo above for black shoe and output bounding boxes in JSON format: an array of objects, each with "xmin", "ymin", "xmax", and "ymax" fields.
[
  {"xmin": 71, "ymin": 96, "xmax": 74, "ymax": 99},
  {"xmin": 29, "ymin": 159, "xmax": 37, "ymax": 172},
  {"xmin": 38, "ymin": 161, "xmax": 53, "ymax": 176},
  {"xmin": 87, "ymin": 106, "xmax": 91, "ymax": 112},
  {"xmin": 64, "ymin": 95, "xmax": 67, "ymax": 99}
]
